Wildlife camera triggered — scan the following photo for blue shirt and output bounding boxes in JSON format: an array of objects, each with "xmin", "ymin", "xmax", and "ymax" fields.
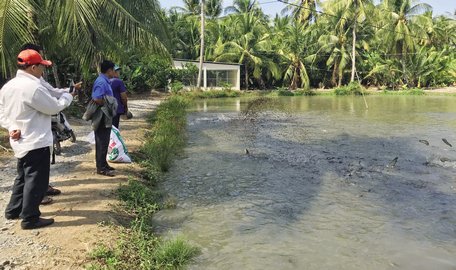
[
  {"xmin": 92, "ymin": 74, "xmax": 113, "ymax": 99},
  {"xmin": 110, "ymin": 78, "xmax": 127, "ymax": 114}
]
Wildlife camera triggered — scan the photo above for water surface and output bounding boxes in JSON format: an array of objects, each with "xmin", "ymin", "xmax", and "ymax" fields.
[{"xmin": 154, "ymin": 96, "xmax": 456, "ymax": 270}]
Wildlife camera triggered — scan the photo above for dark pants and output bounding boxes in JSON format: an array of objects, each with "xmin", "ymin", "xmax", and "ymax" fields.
[
  {"xmin": 5, "ymin": 147, "xmax": 50, "ymax": 223},
  {"xmin": 112, "ymin": 114, "xmax": 120, "ymax": 129},
  {"xmin": 95, "ymin": 122, "xmax": 111, "ymax": 171}
]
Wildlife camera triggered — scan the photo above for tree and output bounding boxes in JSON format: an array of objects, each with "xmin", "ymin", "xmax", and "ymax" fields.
[
  {"xmin": 323, "ymin": 0, "xmax": 373, "ymax": 83},
  {"xmin": 0, "ymin": 0, "xmax": 169, "ymax": 79},
  {"xmin": 378, "ymin": 0, "xmax": 432, "ymax": 84},
  {"xmin": 206, "ymin": 0, "xmax": 223, "ymax": 18},
  {"xmin": 278, "ymin": 20, "xmax": 311, "ymax": 89},
  {"xmin": 281, "ymin": 0, "xmax": 318, "ymax": 25}
]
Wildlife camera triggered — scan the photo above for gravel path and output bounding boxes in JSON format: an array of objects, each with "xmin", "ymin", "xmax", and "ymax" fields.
[{"xmin": 0, "ymin": 97, "xmax": 161, "ymax": 269}]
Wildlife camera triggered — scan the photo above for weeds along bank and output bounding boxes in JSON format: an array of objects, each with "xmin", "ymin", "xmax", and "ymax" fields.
[
  {"xmin": 174, "ymin": 83, "xmax": 456, "ymax": 99},
  {"xmin": 87, "ymin": 96, "xmax": 199, "ymax": 270}
]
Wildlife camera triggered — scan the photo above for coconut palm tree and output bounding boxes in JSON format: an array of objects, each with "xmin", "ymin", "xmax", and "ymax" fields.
[
  {"xmin": 281, "ymin": 0, "xmax": 319, "ymax": 25},
  {"xmin": 225, "ymin": 0, "xmax": 258, "ymax": 14},
  {"xmin": 206, "ymin": 0, "xmax": 223, "ymax": 18},
  {"xmin": 171, "ymin": 0, "xmax": 200, "ymax": 15},
  {"xmin": 323, "ymin": 0, "xmax": 373, "ymax": 83},
  {"xmin": 278, "ymin": 21, "xmax": 311, "ymax": 89},
  {"xmin": 0, "ymin": 0, "xmax": 168, "ymax": 78},
  {"xmin": 215, "ymin": 11, "xmax": 279, "ymax": 89},
  {"xmin": 377, "ymin": 0, "xmax": 432, "ymax": 84}
]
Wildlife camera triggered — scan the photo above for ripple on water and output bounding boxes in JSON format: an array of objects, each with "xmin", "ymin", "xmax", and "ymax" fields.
[{"xmin": 161, "ymin": 97, "xmax": 456, "ymax": 270}]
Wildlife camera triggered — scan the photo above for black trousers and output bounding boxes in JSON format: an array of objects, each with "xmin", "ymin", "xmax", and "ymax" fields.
[
  {"xmin": 95, "ymin": 123, "xmax": 111, "ymax": 171},
  {"xmin": 112, "ymin": 114, "xmax": 120, "ymax": 129},
  {"xmin": 5, "ymin": 147, "xmax": 50, "ymax": 223}
]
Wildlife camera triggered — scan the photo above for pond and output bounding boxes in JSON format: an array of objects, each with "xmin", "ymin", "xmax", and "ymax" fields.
[{"xmin": 153, "ymin": 96, "xmax": 456, "ymax": 270}]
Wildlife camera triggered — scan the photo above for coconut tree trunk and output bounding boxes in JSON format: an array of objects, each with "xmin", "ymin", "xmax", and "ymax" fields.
[
  {"xmin": 197, "ymin": 0, "xmax": 205, "ymax": 89},
  {"xmin": 350, "ymin": 2, "xmax": 357, "ymax": 83},
  {"xmin": 350, "ymin": 18, "xmax": 356, "ymax": 82},
  {"xmin": 331, "ymin": 63, "xmax": 337, "ymax": 87}
]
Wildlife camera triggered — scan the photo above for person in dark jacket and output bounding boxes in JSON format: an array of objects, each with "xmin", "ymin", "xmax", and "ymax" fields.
[
  {"xmin": 92, "ymin": 60, "xmax": 117, "ymax": 177},
  {"xmin": 110, "ymin": 65, "xmax": 128, "ymax": 129}
]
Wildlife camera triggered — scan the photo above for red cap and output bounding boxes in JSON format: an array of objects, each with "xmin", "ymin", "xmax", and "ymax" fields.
[{"xmin": 17, "ymin": 49, "xmax": 52, "ymax": 66}]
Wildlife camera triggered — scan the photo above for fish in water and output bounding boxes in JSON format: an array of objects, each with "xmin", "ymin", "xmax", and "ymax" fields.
[
  {"xmin": 442, "ymin": 138, "xmax": 452, "ymax": 147},
  {"xmin": 440, "ymin": 157, "xmax": 451, "ymax": 162},
  {"xmin": 245, "ymin": 148, "xmax": 250, "ymax": 155},
  {"xmin": 419, "ymin": 140, "xmax": 429, "ymax": 146},
  {"xmin": 387, "ymin": 157, "xmax": 398, "ymax": 168}
]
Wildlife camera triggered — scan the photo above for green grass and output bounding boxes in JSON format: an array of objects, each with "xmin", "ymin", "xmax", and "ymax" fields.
[
  {"xmin": 179, "ymin": 89, "xmax": 241, "ymax": 99},
  {"xmin": 142, "ymin": 96, "xmax": 188, "ymax": 172},
  {"xmin": 0, "ymin": 128, "xmax": 8, "ymax": 148},
  {"xmin": 86, "ymin": 96, "xmax": 198, "ymax": 270},
  {"xmin": 379, "ymin": 88, "xmax": 426, "ymax": 95}
]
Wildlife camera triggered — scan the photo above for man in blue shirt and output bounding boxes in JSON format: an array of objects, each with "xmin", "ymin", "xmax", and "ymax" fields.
[
  {"xmin": 110, "ymin": 65, "xmax": 128, "ymax": 129},
  {"xmin": 92, "ymin": 60, "xmax": 116, "ymax": 177}
]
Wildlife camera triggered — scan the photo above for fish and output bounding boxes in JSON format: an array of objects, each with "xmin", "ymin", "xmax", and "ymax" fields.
[
  {"xmin": 419, "ymin": 140, "xmax": 429, "ymax": 146},
  {"xmin": 387, "ymin": 157, "xmax": 398, "ymax": 168},
  {"xmin": 442, "ymin": 138, "xmax": 452, "ymax": 147}
]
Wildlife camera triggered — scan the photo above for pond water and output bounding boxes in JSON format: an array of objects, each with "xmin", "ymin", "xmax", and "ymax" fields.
[{"xmin": 153, "ymin": 96, "xmax": 456, "ymax": 270}]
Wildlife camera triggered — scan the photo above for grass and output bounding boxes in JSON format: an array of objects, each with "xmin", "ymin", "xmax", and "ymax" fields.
[
  {"xmin": 174, "ymin": 85, "xmax": 450, "ymax": 99},
  {"xmin": 86, "ymin": 96, "xmax": 198, "ymax": 270},
  {"xmin": 0, "ymin": 128, "xmax": 10, "ymax": 151},
  {"xmin": 142, "ymin": 96, "xmax": 188, "ymax": 172},
  {"xmin": 379, "ymin": 88, "xmax": 426, "ymax": 95},
  {"xmin": 179, "ymin": 89, "xmax": 241, "ymax": 99}
]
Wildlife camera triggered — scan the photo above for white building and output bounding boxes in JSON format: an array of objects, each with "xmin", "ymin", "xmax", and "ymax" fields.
[{"xmin": 173, "ymin": 59, "xmax": 241, "ymax": 91}]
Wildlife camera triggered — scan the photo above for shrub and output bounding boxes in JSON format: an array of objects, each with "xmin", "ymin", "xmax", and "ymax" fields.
[
  {"xmin": 334, "ymin": 82, "xmax": 365, "ymax": 96},
  {"xmin": 170, "ymin": 81, "xmax": 184, "ymax": 94}
]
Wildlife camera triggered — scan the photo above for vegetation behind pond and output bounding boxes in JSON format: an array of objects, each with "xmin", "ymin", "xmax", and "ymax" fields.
[{"xmin": 1, "ymin": 1, "xmax": 454, "ymax": 93}]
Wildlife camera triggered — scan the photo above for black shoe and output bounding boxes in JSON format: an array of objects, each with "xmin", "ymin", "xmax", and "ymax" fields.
[
  {"xmin": 21, "ymin": 218, "xmax": 54, "ymax": 230},
  {"xmin": 5, "ymin": 213, "xmax": 19, "ymax": 220},
  {"xmin": 46, "ymin": 185, "xmax": 61, "ymax": 196},
  {"xmin": 106, "ymin": 165, "xmax": 115, "ymax": 171},
  {"xmin": 97, "ymin": 170, "xmax": 115, "ymax": 177}
]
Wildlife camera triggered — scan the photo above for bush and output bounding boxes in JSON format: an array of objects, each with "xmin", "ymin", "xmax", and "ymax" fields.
[
  {"xmin": 334, "ymin": 82, "xmax": 365, "ymax": 96},
  {"xmin": 170, "ymin": 81, "xmax": 184, "ymax": 94}
]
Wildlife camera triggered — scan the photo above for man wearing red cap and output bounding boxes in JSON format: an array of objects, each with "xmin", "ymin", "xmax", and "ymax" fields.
[{"xmin": 0, "ymin": 50, "xmax": 77, "ymax": 229}]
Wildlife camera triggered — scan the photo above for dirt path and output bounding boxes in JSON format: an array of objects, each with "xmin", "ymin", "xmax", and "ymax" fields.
[{"xmin": 0, "ymin": 97, "xmax": 161, "ymax": 270}]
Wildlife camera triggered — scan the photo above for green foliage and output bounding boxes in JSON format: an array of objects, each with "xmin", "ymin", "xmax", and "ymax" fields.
[
  {"xmin": 0, "ymin": 128, "xmax": 9, "ymax": 149},
  {"xmin": 142, "ymin": 96, "xmax": 189, "ymax": 172},
  {"xmin": 117, "ymin": 179, "xmax": 161, "ymax": 215},
  {"xmin": 154, "ymin": 238, "xmax": 200, "ymax": 269},
  {"xmin": 170, "ymin": 81, "xmax": 184, "ymax": 94},
  {"xmin": 334, "ymin": 82, "xmax": 365, "ymax": 96},
  {"xmin": 180, "ymin": 89, "xmax": 241, "ymax": 99},
  {"xmin": 294, "ymin": 89, "xmax": 317, "ymax": 96},
  {"xmin": 122, "ymin": 55, "xmax": 173, "ymax": 93}
]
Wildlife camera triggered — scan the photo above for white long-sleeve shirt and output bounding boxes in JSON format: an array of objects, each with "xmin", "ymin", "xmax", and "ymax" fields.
[
  {"xmin": 0, "ymin": 70, "xmax": 73, "ymax": 158},
  {"xmin": 40, "ymin": 77, "xmax": 69, "ymax": 98}
]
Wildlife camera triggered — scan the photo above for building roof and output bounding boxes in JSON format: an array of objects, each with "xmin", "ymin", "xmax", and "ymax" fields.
[{"xmin": 173, "ymin": 58, "xmax": 242, "ymax": 67}]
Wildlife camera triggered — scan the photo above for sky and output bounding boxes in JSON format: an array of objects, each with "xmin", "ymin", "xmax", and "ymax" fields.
[{"xmin": 159, "ymin": 0, "xmax": 455, "ymax": 17}]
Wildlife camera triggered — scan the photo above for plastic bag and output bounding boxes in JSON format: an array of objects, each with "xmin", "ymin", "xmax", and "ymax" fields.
[{"xmin": 107, "ymin": 126, "xmax": 131, "ymax": 163}]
